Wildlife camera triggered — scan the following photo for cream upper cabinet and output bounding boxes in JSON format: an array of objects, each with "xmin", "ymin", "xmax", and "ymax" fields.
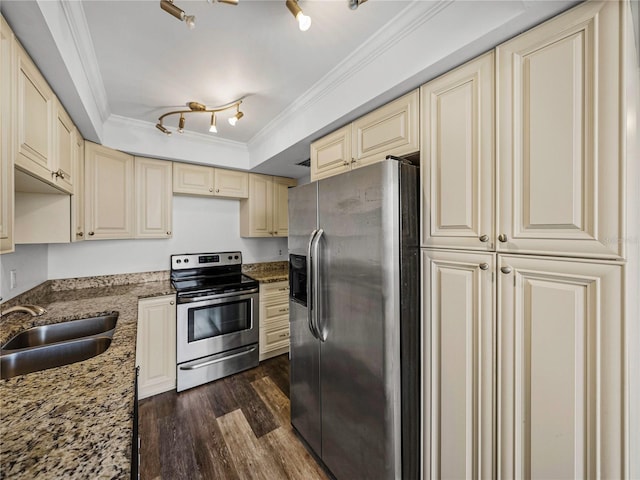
[
  {"xmin": 310, "ymin": 125, "xmax": 352, "ymax": 181},
  {"xmin": 310, "ymin": 89, "xmax": 420, "ymax": 181},
  {"xmin": 213, "ymin": 168, "xmax": 248, "ymax": 198},
  {"xmin": 352, "ymin": 89, "xmax": 419, "ymax": 169},
  {"xmin": 136, "ymin": 294, "xmax": 177, "ymax": 399},
  {"xmin": 1, "ymin": 16, "xmax": 15, "ymax": 254},
  {"xmin": 135, "ymin": 157, "xmax": 172, "ymax": 239},
  {"xmin": 84, "ymin": 142, "xmax": 134, "ymax": 240},
  {"xmin": 70, "ymin": 131, "xmax": 84, "ymax": 242},
  {"xmin": 422, "ymin": 249, "xmax": 495, "ymax": 480},
  {"xmin": 498, "ymin": 255, "xmax": 623, "ymax": 479},
  {"xmin": 421, "ymin": 52, "xmax": 494, "ymax": 251},
  {"xmin": 497, "ymin": 0, "xmax": 624, "ymax": 259},
  {"xmin": 173, "ymin": 162, "xmax": 215, "ymax": 196},
  {"xmin": 240, "ymin": 174, "xmax": 296, "ymax": 238},
  {"xmin": 14, "ymin": 42, "xmax": 75, "ymax": 194}
]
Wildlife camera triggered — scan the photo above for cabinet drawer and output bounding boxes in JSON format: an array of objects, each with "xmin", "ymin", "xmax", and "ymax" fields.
[
  {"xmin": 266, "ymin": 327, "xmax": 290, "ymax": 346},
  {"xmin": 265, "ymin": 303, "xmax": 289, "ymax": 320},
  {"xmin": 260, "ymin": 282, "xmax": 289, "ymax": 300}
]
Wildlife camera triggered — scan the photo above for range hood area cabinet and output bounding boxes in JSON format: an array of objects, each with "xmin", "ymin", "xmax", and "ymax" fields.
[
  {"xmin": 240, "ymin": 174, "xmax": 297, "ymax": 238},
  {"xmin": 84, "ymin": 142, "xmax": 173, "ymax": 240},
  {"xmin": 172, "ymin": 162, "xmax": 249, "ymax": 199},
  {"xmin": 421, "ymin": 1, "xmax": 638, "ymax": 478},
  {"xmin": 309, "ymin": 89, "xmax": 419, "ymax": 181}
]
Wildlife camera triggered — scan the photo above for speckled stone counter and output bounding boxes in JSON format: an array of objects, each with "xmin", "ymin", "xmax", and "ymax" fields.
[
  {"xmin": 243, "ymin": 261, "xmax": 288, "ymax": 283},
  {"xmin": 0, "ymin": 273, "xmax": 174, "ymax": 479}
]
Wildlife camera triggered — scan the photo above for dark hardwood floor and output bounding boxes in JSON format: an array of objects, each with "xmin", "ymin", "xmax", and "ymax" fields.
[{"xmin": 139, "ymin": 355, "xmax": 328, "ymax": 480}]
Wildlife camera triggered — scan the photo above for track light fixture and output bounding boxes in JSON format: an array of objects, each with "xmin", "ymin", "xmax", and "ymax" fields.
[
  {"xmin": 286, "ymin": 0, "xmax": 311, "ymax": 31},
  {"xmin": 156, "ymin": 99, "xmax": 245, "ymax": 136},
  {"xmin": 348, "ymin": 0, "xmax": 368, "ymax": 10},
  {"xmin": 160, "ymin": 0, "xmax": 196, "ymax": 29}
]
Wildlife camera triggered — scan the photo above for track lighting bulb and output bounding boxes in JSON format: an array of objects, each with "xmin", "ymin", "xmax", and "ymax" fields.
[
  {"xmin": 156, "ymin": 123, "xmax": 172, "ymax": 135},
  {"xmin": 184, "ymin": 15, "xmax": 196, "ymax": 29},
  {"xmin": 286, "ymin": 0, "xmax": 311, "ymax": 31},
  {"xmin": 228, "ymin": 110, "xmax": 244, "ymax": 126},
  {"xmin": 178, "ymin": 114, "xmax": 185, "ymax": 133},
  {"xmin": 160, "ymin": 0, "xmax": 195, "ymax": 29},
  {"xmin": 348, "ymin": 0, "xmax": 367, "ymax": 10},
  {"xmin": 209, "ymin": 113, "xmax": 218, "ymax": 133}
]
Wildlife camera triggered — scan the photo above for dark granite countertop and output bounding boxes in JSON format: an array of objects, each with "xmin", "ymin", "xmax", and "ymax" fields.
[{"xmin": 0, "ymin": 274, "xmax": 174, "ymax": 479}]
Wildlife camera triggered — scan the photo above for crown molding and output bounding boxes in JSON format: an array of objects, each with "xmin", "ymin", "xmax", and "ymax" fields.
[
  {"xmin": 56, "ymin": 0, "xmax": 110, "ymax": 124},
  {"xmin": 248, "ymin": 0, "xmax": 452, "ymax": 149}
]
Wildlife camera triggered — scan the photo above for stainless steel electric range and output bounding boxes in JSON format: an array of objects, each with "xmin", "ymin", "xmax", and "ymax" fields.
[{"xmin": 170, "ymin": 252, "xmax": 259, "ymax": 392}]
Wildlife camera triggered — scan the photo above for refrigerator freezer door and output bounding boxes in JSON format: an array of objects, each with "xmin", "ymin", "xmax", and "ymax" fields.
[
  {"xmin": 288, "ymin": 181, "xmax": 322, "ymax": 457},
  {"xmin": 317, "ymin": 161, "xmax": 403, "ymax": 480}
]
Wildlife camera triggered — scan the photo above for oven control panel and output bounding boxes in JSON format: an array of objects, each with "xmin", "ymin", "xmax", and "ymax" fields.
[{"xmin": 171, "ymin": 252, "xmax": 242, "ymax": 270}]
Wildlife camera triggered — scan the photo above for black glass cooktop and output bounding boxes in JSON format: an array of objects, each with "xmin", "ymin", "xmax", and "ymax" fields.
[{"xmin": 172, "ymin": 273, "xmax": 258, "ymax": 297}]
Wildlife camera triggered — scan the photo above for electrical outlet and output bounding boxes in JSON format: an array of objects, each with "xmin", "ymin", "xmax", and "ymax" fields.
[
  {"xmin": 279, "ymin": 249, "xmax": 282, "ymax": 256},
  {"xmin": 10, "ymin": 270, "xmax": 17, "ymax": 290}
]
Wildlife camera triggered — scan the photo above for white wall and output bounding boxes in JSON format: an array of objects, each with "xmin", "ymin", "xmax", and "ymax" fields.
[
  {"xmin": 0, "ymin": 244, "xmax": 48, "ymax": 301},
  {"xmin": 47, "ymin": 194, "xmax": 288, "ymax": 279}
]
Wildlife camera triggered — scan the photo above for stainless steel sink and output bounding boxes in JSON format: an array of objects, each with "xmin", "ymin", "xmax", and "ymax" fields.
[
  {"xmin": 1, "ymin": 336, "xmax": 113, "ymax": 379},
  {"xmin": 0, "ymin": 314, "xmax": 119, "ymax": 379},
  {"xmin": 2, "ymin": 314, "xmax": 118, "ymax": 350}
]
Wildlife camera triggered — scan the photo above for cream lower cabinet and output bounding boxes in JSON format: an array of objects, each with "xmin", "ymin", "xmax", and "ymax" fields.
[
  {"xmin": 422, "ymin": 249, "xmax": 495, "ymax": 479},
  {"xmin": 0, "ymin": 15, "xmax": 15, "ymax": 254},
  {"xmin": 240, "ymin": 174, "xmax": 296, "ymax": 238},
  {"xmin": 311, "ymin": 89, "xmax": 419, "ymax": 181},
  {"xmin": 135, "ymin": 157, "xmax": 172, "ymax": 239},
  {"xmin": 498, "ymin": 255, "xmax": 623, "ymax": 479},
  {"xmin": 259, "ymin": 281, "xmax": 290, "ymax": 361},
  {"xmin": 421, "ymin": 52, "xmax": 494, "ymax": 251},
  {"xmin": 136, "ymin": 294, "xmax": 177, "ymax": 399}
]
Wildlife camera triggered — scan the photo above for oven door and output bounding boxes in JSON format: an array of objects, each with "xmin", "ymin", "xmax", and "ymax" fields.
[{"xmin": 176, "ymin": 290, "xmax": 259, "ymax": 364}]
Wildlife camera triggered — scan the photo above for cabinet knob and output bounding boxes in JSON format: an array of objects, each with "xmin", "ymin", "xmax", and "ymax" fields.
[
  {"xmin": 215, "ymin": 189, "xmax": 220, "ymax": 193},
  {"xmin": 498, "ymin": 233, "xmax": 508, "ymax": 243},
  {"xmin": 52, "ymin": 169, "xmax": 65, "ymax": 179},
  {"xmin": 343, "ymin": 160, "xmax": 350, "ymax": 166},
  {"xmin": 170, "ymin": 301, "xmax": 175, "ymax": 305},
  {"xmin": 167, "ymin": 231, "xmax": 171, "ymax": 235},
  {"xmin": 274, "ymin": 231, "xmax": 278, "ymax": 235},
  {"xmin": 88, "ymin": 231, "xmax": 95, "ymax": 236},
  {"xmin": 279, "ymin": 308, "xmax": 288, "ymax": 313},
  {"xmin": 351, "ymin": 158, "xmax": 356, "ymax": 164},
  {"xmin": 77, "ymin": 232, "xmax": 84, "ymax": 237},
  {"xmin": 278, "ymin": 287, "xmax": 288, "ymax": 292},
  {"xmin": 501, "ymin": 266, "xmax": 512, "ymax": 274},
  {"xmin": 209, "ymin": 187, "xmax": 213, "ymax": 192},
  {"xmin": 479, "ymin": 234, "xmax": 489, "ymax": 242},
  {"xmin": 479, "ymin": 263, "xmax": 489, "ymax": 270}
]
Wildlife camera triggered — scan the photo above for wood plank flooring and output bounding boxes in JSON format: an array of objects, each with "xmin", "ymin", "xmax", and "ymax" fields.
[{"xmin": 139, "ymin": 355, "xmax": 329, "ymax": 480}]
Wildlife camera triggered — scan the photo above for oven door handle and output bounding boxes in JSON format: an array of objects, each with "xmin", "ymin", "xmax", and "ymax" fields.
[
  {"xmin": 177, "ymin": 288, "xmax": 259, "ymax": 304},
  {"xmin": 311, "ymin": 228, "xmax": 325, "ymax": 342},
  {"xmin": 178, "ymin": 346, "xmax": 257, "ymax": 370},
  {"xmin": 307, "ymin": 229, "xmax": 319, "ymax": 339}
]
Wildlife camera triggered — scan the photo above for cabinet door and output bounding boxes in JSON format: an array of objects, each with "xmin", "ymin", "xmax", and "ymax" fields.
[
  {"xmin": 352, "ymin": 89, "xmax": 419, "ymax": 169},
  {"xmin": 272, "ymin": 176, "xmax": 297, "ymax": 237},
  {"xmin": 259, "ymin": 281, "xmax": 290, "ymax": 361},
  {"xmin": 310, "ymin": 125, "xmax": 351, "ymax": 181},
  {"xmin": 213, "ymin": 168, "xmax": 248, "ymax": 198},
  {"xmin": 52, "ymin": 103, "xmax": 74, "ymax": 194},
  {"xmin": 240, "ymin": 173, "xmax": 273, "ymax": 237},
  {"xmin": 15, "ymin": 43, "xmax": 54, "ymax": 182},
  {"xmin": 421, "ymin": 53, "xmax": 494, "ymax": 251},
  {"xmin": 70, "ymin": 132, "xmax": 84, "ymax": 242},
  {"xmin": 136, "ymin": 295, "xmax": 177, "ymax": 399},
  {"xmin": 422, "ymin": 249, "xmax": 495, "ymax": 480},
  {"xmin": 135, "ymin": 157, "xmax": 172, "ymax": 239},
  {"xmin": 0, "ymin": 16, "xmax": 15, "ymax": 254},
  {"xmin": 172, "ymin": 162, "xmax": 214, "ymax": 196},
  {"xmin": 498, "ymin": 255, "xmax": 623, "ymax": 479},
  {"xmin": 84, "ymin": 142, "xmax": 134, "ymax": 239},
  {"xmin": 497, "ymin": 0, "xmax": 623, "ymax": 259}
]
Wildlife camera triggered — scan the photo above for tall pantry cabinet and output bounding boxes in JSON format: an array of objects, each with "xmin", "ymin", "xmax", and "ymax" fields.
[{"xmin": 420, "ymin": 1, "xmax": 639, "ymax": 479}]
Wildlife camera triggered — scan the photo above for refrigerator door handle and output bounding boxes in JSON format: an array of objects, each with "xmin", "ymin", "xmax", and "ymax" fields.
[
  {"xmin": 312, "ymin": 228, "xmax": 326, "ymax": 342},
  {"xmin": 307, "ymin": 229, "xmax": 319, "ymax": 339}
]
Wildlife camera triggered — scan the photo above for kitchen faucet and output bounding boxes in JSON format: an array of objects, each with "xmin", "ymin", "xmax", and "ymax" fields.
[{"xmin": 1, "ymin": 304, "xmax": 47, "ymax": 317}]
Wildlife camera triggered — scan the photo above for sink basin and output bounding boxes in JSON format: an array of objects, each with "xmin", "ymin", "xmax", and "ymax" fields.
[
  {"xmin": 2, "ymin": 314, "xmax": 118, "ymax": 350},
  {"xmin": 1, "ymin": 336, "xmax": 112, "ymax": 379}
]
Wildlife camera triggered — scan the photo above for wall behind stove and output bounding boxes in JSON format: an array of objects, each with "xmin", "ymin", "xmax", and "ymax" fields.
[{"xmin": 47, "ymin": 194, "xmax": 288, "ymax": 280}]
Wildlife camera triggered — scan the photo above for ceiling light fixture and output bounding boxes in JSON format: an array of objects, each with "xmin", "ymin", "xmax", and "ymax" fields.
[
  {"xmin": 156, "ymin": 99, "xmax": 245, "ymax": 136},
  {"xmin": 160, "ymin": 0, "xmax": 196, "ymax": 29},
  {"xmin": 348, "ymin": 0, "xmax": 368, "ymax": 10},
  {"xmin": 286, "ymin": 0, "xmax": 311, "ymax": 31}
]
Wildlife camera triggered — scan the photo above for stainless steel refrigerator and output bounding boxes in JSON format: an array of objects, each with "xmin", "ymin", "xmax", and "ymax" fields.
[{"xmin": 288, "ymin": 158, "xmax": 420, "ymax": 480}]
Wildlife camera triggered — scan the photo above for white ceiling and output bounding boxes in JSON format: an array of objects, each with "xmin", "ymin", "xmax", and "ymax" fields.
[{"xmin": 1, "ymin": 0, "xmax": 579, "ymax": 177}]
